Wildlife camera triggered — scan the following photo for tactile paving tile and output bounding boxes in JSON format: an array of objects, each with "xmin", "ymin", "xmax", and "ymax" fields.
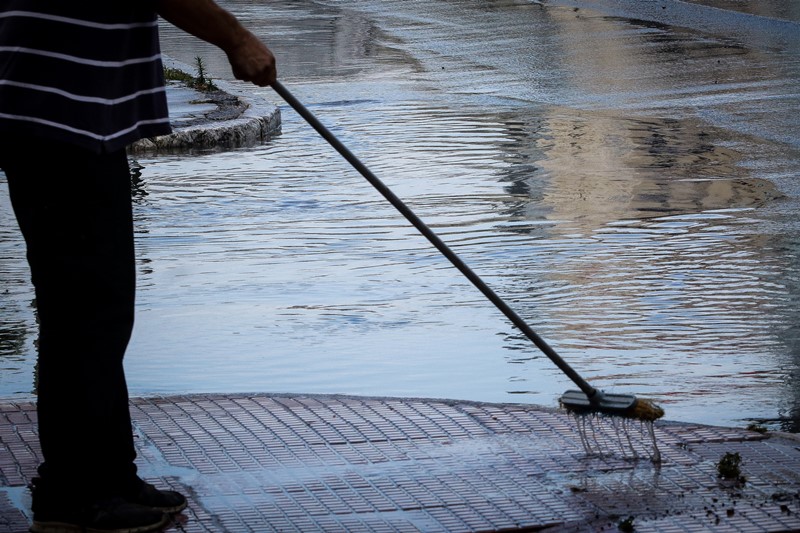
[{"xmin": 2, "ymin": 394, "xmax": 800, "ymax": 532}]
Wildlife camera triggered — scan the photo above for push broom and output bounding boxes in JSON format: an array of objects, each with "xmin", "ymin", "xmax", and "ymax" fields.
[{"xmin": 270, "ymin": 80, "xmax": 664, "ymax": 422}]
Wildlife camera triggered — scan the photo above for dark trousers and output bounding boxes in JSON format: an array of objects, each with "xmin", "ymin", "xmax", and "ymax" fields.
[{"xmin": 1, "ymin": 136, "xmax": 138, "ymax": 499}]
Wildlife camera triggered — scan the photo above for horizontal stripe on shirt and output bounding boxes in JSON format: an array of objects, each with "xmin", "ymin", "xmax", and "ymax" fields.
[
  {"xmin": 0, "ymin": 112, "xmax": 171, "ymax": 144},
  {"xmin": 0, "ymin": 10, "xmax": 159, "ymax": 30},
  {"xmin": 0, "ymin": 79, "xmax": 167, "ymax": 105},
  {"xmin": 0, "ymin": 46, "xmax": 162, "ymax": 68}
]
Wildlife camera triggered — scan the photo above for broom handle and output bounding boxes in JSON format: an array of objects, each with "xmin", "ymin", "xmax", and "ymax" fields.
[{"xmin": 271, "ymin": 80, "xmax": 598, "ymax": 400}]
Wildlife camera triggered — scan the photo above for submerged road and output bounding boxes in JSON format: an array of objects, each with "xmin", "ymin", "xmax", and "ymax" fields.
[{"xmin": 153, "ymin": 0, "xmax": 800, "ymax": 429}]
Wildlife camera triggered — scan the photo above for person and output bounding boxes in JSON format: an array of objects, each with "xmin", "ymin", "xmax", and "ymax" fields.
[{"xmin": 0, "ymin": 1, "xmax": 277, "ymax": 531}]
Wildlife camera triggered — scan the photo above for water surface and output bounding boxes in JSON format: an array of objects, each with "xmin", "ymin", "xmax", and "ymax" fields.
[{"xmin": 1, "ymin": 0, "xmax": 799, "ymax": 431}]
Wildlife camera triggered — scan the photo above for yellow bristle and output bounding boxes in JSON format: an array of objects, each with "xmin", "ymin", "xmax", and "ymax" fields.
[{"xmin": 629, "ymin": 398, "xmax": 665, "ymax": 421}]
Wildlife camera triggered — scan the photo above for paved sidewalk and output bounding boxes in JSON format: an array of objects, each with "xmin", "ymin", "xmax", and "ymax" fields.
[{"xmin": 2, "ymin": 394, "xmax": 800, "ymax": 532}]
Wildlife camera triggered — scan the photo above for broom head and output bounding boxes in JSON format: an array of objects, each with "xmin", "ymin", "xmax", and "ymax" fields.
[{"xmin": 560, "ymin": 389, "xmax": 664, "ymax": 421}]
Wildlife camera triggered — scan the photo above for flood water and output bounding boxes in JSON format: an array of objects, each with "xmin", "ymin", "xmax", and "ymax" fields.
[{"xmin": 1, "ymin": 0, "xmax": 799, "ymax": 431}]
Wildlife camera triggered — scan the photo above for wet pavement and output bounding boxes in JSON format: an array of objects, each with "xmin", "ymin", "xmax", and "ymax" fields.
[{"xmin": 3, "ymin": 394, "xmax": 800, "ymax": 532}]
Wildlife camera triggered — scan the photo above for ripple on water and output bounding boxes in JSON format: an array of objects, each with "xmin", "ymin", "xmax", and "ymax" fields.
[{"xmin": 2, "ymin": 0, "xmax": 799, "ymax": 431}]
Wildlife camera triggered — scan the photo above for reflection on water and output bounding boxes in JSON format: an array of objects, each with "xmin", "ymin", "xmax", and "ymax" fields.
[
  {"xmin": 1, "ymin": 0, "xmax": 799, "ymax": 431},
  {"xmin": 502, "ymin": 111, "xmax": 783, "ymax": 227},
  {"xmin": 0, "ymin": 183, "xmax": 37, "ymax": 395}
]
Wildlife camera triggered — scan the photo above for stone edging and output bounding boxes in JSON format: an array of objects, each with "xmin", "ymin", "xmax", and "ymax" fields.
[{"xmin": 128, "ymin": 57, "xmax": 281, "ymax": 154}]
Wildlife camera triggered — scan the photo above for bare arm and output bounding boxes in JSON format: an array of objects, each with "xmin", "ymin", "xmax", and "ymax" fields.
[{"xmin": 156, "ymin": 0, "xmax": 276, "ymax": 86}]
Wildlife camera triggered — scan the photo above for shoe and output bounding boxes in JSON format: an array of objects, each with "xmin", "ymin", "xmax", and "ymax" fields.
[
  {"xmin": 30, "ymin": 497, "xmax": 168, "ymax": 533},
  {"xmin": 125, "ymin": 480, "xmax": 187, "ymax": 514}
]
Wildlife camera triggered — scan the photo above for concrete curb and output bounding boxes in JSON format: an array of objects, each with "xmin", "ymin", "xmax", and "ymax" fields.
[{"xmin": 128, "ymin": 57, "xmax": 281, "ymax": 154}]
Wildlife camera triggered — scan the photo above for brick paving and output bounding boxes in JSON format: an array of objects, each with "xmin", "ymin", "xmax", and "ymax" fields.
[{"xmin": 2, "ymin": 394, "xmax": 800, "ymax": 532}]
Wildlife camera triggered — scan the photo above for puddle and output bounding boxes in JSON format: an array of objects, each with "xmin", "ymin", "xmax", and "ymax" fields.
[{"xmin": 1, "ymin": 0, "xmax": 799, "ymax": 431}]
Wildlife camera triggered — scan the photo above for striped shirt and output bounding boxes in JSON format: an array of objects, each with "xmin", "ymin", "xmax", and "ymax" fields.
[{"xmin": 0, "ymin": 2, "xmax": 171, "ymax": 153}]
